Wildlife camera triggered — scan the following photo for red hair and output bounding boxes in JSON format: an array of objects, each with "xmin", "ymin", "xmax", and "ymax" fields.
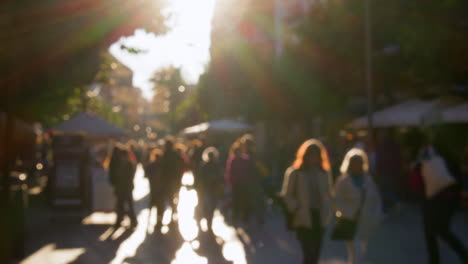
[{"xmin": 292, "ymin": 139, "xmax": 331, "ymax": 172}]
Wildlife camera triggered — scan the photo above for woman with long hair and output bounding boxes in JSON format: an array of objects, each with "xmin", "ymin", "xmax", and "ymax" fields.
[
  {"xmin": 280, "ymin": 139, "xmax": 333, "ymax": 264},
  {"xmin": 334, "ymin": 148, "xmax": 382, "ymax": 264}
]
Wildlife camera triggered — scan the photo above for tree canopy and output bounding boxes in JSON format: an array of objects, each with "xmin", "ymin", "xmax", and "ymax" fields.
[
  {"xmin": 0, "ymin": 0, "xmax": 168, "ymax": 121},
  {"xmin": 194, "ymin": 0, "xmax": 468, "ymax": 123}
]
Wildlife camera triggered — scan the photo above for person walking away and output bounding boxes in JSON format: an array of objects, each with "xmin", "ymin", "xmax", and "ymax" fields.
[
  {"xmin": 411, "ymin": 145, "xmax": 468, "ymax": 264},
  {"xmin": 225, "ymin": 141, "xmax": 255, "ymax": 225},
  {"xmin": 188, "ymin": 139, "xmax": 205, "ymax": 170},
  {"xmin": 197, "ymin": 147, "xmax": 223, "ymax": 231},
  {"xmin": 375, "ymin": 131, "xmax": 403, "ymax": 213},
  {"xmin": 334, "ymin": 148, "xmax": 382, "ymax": 264},
  {"xmin": 110, "ymin": 147, "xmax": 138, "ymax": 228},
  {"xmin": 144, "ymin": 149, "xmax": 164, "ymax": 228},
  {"xmin": 240, "ymin": 134, "xmax": 269, "ymax": 226},
  {"xmin": 280, "ymin": 139, "xmax": 333, "ymax": 264},
  {"xmin": 160, "ymin": 138, "xmax": 186, "ymax": 221}
]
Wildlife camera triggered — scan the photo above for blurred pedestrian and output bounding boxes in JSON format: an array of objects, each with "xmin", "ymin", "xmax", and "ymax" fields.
[
  {"xmin": 225, "ymin": 140, "xmax": 255, "ymax": 225},
  {"xmin": 375, "ymin": 131, "xmax": 403, "ymax": 213},
  {"xmin": 241, "ymin": 134, "xmax": 268, "ymax": 226},
  {"xmin": 411, "ymin": 145, "xmax": 468, "ymax": 264},
  {"xmin": 196, "ymin": 147, "xmax": 223, "ymax": 230},
  {"xmin": 334, "ymin": 148, "xmax": 382, "ymax": 264},
  {"xmin": 109, "ymin": 146, "xmax": 138, "ymax": 228},
  {"xmin": 188, "ymin": 139, "xmax": 205, "ymax": 170},
  {"xmin": 280, "ymin": 139, "xmax": 333, "ymax": 264},
  {"xmin": 160, "ymin": 137, "xmax": 186, "ymax": 219},
  {"xmin": 144, "ymin": 148, "xmax": 164, "ymax": 227}
]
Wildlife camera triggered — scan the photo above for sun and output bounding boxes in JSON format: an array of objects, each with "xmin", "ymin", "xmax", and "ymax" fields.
[{"xmin": 170, "ymin": 0, "xmax": 216, "ymax": 29}]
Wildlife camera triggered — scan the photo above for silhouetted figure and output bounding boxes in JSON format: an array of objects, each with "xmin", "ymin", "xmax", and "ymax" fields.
[
  {"xmin": 241, "ymin": 134, "xmax": 268, "ymax": 226},
  {"xmin": 188, "ymin": 139, "xmax": 205, "ymax": 171},
  {"xmin": 197, "ymin": 147, "xmax": 223, "ymax": 230},
  {"xmin": 160, "ymin": 138, "xmax": 186, "ymax": 220},
  {"xmin": 412, "ymin": 145, "xmax": 468, "ymax": 264},
  {"xmin": 225, "ymin": 141, "xmax": 255, "ymax": 225},
  {"xmin": 109, "ymin": 147, "xmax": 138, "ymax": 228},
  {"xmin": 281, "ymin": 139, "xmax": 333, "ymax": 264},
  {"xmin": 144, "ymin": 148, "xmax": 164, "ymax": 226},
  {"xmin": 375, "ymin": 131, "xmax": 403, "ymax": 212}
]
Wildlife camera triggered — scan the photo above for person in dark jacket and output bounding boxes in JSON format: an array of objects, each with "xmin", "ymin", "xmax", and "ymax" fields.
[
  {"xmin": 225, "ymin": 140, "xmax": 256, "ymax": 225},
  {"xmin": 144, "ymin": 148, "xmax": 164, "ymax": 227},
  {"xmin": 197, "ymin": 147, "xmax": 223, "ymax": 230},
  {"xmin": 109, "ymin": 146, "xmax": 138, "ymax": 228},
  {"xmin": 159, "ymin": 137, "xmax": 186, "ymax": 221}
]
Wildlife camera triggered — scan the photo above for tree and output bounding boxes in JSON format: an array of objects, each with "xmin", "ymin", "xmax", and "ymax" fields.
[
  {"xmin": 1, "ymin": 0, "xmax": 167, "ymax": 120},
  {"xmin": 151, "ymin": 67, "xmax": 190, "ymax": 131},
  {"xmin": 275, "ymin": 0, "xmax": 468, "ymax": 116},
  {"xmin": 0, "ymin": 1, "xmax": 169, "ymax": 253},
  {"xmin": 195, "ymin": 0, "xmax": 468, "ymax": 128}
]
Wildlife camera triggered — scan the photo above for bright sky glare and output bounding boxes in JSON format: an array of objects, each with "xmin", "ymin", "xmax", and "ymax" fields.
[{"xmin": 110, "ymin": 0, "xmax": 216, "ymax": 99}]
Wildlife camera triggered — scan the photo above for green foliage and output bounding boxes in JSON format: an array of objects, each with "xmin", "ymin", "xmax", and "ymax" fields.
[
  {"xmin": 1, "ymin": 0, "xmax": 168, "ymax": 122},
  {"xmin": 33, "ymin": 86, "xmax": 126, "ymax": 129},
  {"xmin": 192, "ymin": 0, "xmax": 468, "ymax": 124}
]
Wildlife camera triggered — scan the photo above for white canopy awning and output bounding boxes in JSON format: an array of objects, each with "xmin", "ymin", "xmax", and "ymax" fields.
[
  {"xmin": 442, "ymin": 103, "xmax": 468, "ymax": 123},
  {"xmin": 182, "ymin": 119, "xmax": 252, "ymax": 135},
  {"xmin": 352, "ymin": 100, "xmax": 440, "ymax": 128}
]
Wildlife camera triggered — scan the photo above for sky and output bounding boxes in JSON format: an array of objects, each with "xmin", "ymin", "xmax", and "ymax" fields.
[{"xmin": 110, "ymin": 0, "xmax": 216, "ymax": 99}]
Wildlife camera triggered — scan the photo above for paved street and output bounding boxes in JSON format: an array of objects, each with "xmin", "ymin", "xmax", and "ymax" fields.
[{"xmin": 18, "ymin": 165, "xmax": 468, "ymax": 264}]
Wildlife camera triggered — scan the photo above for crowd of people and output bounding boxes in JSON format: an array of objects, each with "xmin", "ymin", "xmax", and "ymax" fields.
[{"xmin": 105, "ymin": 132, "xmax": 468, "ymax": 264}]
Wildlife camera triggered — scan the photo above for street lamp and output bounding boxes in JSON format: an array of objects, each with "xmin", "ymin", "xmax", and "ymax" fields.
[{"xmin": 364, "ymin": 0, "xmax": 374, "ymax": 146}]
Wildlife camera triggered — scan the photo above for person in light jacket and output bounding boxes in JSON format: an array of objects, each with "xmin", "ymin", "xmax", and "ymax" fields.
[
  {"xmin": 281, "ymin": 139, "xmax": 333, "ymax": 264},
  {"xmin": 335, "ymin": 148, "xmax": 383, "ymax": 264},
  {"xmin": 413, "ymin": 145, "xmax": 468, "ymax": 264}
]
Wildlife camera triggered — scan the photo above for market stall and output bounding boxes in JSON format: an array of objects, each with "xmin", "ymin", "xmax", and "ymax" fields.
[{"xmin": 50, "ymin": 112, "xmax": 127, "ymax": 211}]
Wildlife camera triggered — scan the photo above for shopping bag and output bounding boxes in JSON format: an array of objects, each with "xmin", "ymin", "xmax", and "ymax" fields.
[{"xmin": 421, "ymin": 155, "xmax": 455, "ymax": 198}]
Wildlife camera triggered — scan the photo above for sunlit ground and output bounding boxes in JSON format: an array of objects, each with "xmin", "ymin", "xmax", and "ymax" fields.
[
  {"xmin": 109, "ymin": 168, "xmax": 248, "ymax": 264},
  {"xmin": 21, "ymin": 165, "xmax": 249, "ymax": 264},
  {"xmin": 20, "ymin": 244, "xmax": 85, "ymax": 264}
]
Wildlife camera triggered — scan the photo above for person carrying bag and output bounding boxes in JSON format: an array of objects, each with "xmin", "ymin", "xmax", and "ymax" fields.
[
  {"xmin": 331, "ymin": 188, "xmax": 366, "ymax": 241},
  {"xmin": 416, "ymin": 145, "xmax": 468, "ymax": 264},
  {"xmin": 280, "ymin": 139, "xmax": 333, "ymax": 264},
  {"xmin": 333, "ymin": 148, "xmax": 382, "ymax": 264}
]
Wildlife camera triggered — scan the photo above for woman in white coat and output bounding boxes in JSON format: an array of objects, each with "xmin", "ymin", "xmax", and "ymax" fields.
[
  {"xmin": 334, "ymin": 148, "xmax": 383, "ymax": 264},
  {"xmin": 281, "ymin": 139, "xmax": 333, "ymax": 264}
]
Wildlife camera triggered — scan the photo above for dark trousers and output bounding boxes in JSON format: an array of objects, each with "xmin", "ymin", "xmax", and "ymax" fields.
[
  {"xmin": 423, "ymin": 197, "xmax": 468, "ymax": 264},
  {"xmin": 149, "ymin": 183, "xmax": 167, "ymax": 225},
  {"xmin": 232, "ymin": 184, "xmax": 253, "ymax": 224},
  {"xmin": 198, "ymin": 192, "xmax": 217, "ymax": 228},
  {"xmin": 115, "ymin": 192, "xmax": 137, "ymax": 226},
  {"xmin": 152, "ymin": 192, "xmax": 166, "ymax": 226},
  {"xmin": 296, "ymin": 210, "xmax": 323, "ymax": 264}
]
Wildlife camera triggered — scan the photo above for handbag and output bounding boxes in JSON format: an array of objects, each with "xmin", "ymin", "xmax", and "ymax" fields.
[
  {"xmin": 331, "ymin": 188, "xmax": 366, "ymax": 240},
  {"xmin": 421, "ymin": 155, "xmax": 455, "ymax": 198}
]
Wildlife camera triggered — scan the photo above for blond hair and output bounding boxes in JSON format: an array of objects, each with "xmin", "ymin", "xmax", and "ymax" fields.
[
  {"xmin": 202, "ymin": 147, "xmax": 219, "ymax": 162},
  {"xmin": 339, "ymin": 148, "xmax": 369, "ymax": 175}
]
